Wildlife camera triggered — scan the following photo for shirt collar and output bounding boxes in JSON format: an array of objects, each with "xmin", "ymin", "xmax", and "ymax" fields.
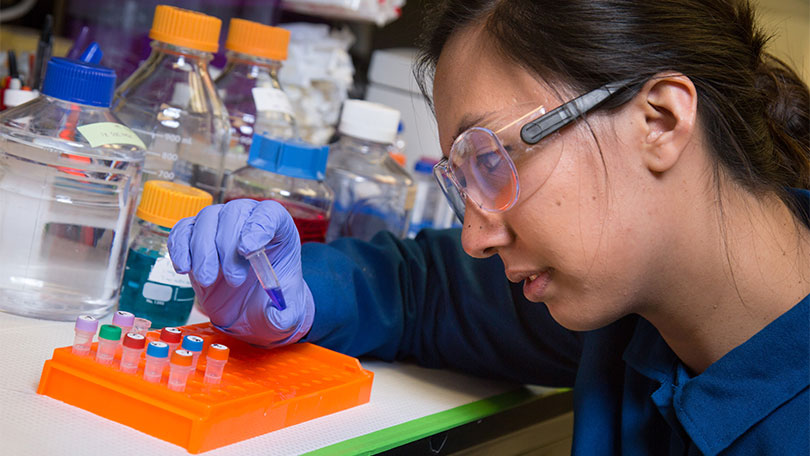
[{"xmin": 624, "ymin": 295, "xmax": 809, "ymax": 455}]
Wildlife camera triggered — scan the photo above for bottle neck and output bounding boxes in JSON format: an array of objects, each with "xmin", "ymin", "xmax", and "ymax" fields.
[
  {"xmin": 337, "ymin": 134, "xmax": 391, "ymax": 160},
  {"xmin": 149, "ymin": 41, "xmax": 214, "ymax": 72},
  {"xmin": 221, "ymin": 51, "xmax": 283, "ymax": 83}
]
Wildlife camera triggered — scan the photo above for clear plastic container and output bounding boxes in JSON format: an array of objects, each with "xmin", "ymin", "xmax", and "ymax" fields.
[
  {"xmin": 0, "ymin": 57, "xmax": 145, "ymax": 321},
  {"xmin": 325, "ymin": 100, "xmax": 414, "ymax": 242},
  {"xmin": 118, "ymin": 180, "xmax": 212, "ymax": 328},
  {"xmin": 407, "ymin": 157, "xmax": 440, "ymax": 238},
  {"xmin": 112, "ymin": 5, "xmax": 230, "ymax": 201},
  {"xmin": 224, "ymin": 134, "xmax": 333, "ymax": 244},
  {"xmin": 215, "ymin": 19, "xmax": 296, "ymax": 175}
]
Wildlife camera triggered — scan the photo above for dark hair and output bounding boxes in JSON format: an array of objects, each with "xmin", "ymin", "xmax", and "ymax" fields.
[{"xmin": 415, "ymin": 0, "xmax": 810, "ymax": 214}]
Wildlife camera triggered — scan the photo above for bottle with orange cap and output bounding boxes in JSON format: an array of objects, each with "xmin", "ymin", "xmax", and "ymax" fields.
[
  {"xmin": 112, "ymin": 5, "xmax": 230, "ymax": 201},
  {"xmin": 118, "ymin": 180, "xmax": 212, "ymax": 328},
  {"xmin": 215, "ymin": 18, "xmax": 297, "ymax": 174}
]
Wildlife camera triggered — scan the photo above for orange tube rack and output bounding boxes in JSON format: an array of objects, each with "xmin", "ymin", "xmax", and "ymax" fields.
[{"xmin": 37, "ymin": 322, "xmax": 374, "ymax": 453}]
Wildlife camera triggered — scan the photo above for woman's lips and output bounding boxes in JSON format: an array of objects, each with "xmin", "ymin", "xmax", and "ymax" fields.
[{"xmin": 523, "ymin": 269, "xmax": 552, "ymax": 301}]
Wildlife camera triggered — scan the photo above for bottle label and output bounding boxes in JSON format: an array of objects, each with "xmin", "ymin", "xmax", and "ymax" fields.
[
  {"xmin": 119, "ymin": 250, "xmax": 195, "ymax": 326},
  {"xmin": 77, "ymin": 122, "xmax": 146, "ymax": 149},
  {"xmin": 148, "ymin": 257, "xmax": 191, "ymax": 288},
  {"xmin": 252, "ymin": 87, "xmax": 294, "ymax": 117}
]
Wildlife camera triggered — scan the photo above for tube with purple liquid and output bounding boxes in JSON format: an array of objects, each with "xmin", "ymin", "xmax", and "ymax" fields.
[{"xmin": 246, "ymin": 249, "xmax": 286, "ymax": 311}]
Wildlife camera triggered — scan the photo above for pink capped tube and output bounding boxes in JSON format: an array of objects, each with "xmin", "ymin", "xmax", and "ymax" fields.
[
  {"xmin": 119, "ymin": 333, "xmax": 146, "ymax": 374},
  {"xmin": 132, "ymin": 318, "xmax": 152, "ymax": 336},
  {"xmin": 204, "ymin": 343, "xmax": 230, "ymax": 385},
  {"xmin": 95, "ymin": 324, "xmax": 122, "ymax": 365},
  {"xmin": 143, "ymin": 341, "xmax": 170, "ymax": 383},
  {"xmin": 112, "ymin": 311, "xmax": 135, "ymax": 339},
  {"xmin": 168, "ymin": 349, "xmax": 194, "ymax": 392},
  {"xmin": 72, "ymin": 315, "xmax": 98, "ymax": 356}
]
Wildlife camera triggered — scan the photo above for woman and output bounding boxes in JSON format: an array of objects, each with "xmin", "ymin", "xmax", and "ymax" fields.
[{"xmin": 168, "ymin": 0, "xmax": 809, "ymax": 453}]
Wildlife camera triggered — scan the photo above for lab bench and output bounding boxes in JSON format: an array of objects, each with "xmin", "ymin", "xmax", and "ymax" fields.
[{"xmin": 0, "ymin": 306, "xmax": 572, "ymax": 455}]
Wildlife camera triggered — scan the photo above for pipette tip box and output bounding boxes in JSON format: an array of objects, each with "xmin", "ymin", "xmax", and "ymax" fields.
[{"xmin": 37, "ymin": 322, "xmax": 374, "ymax": 453}]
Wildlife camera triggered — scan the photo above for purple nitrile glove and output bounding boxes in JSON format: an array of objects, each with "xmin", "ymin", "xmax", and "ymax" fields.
[{"xmin": 167, "ymin": 199, "xmax": 314, "ymax": 348}]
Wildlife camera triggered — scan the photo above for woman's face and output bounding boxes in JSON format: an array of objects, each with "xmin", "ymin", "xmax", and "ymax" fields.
[{"xmin": 433, "ymin": 26, "xmax": 675, "ymax": 331}]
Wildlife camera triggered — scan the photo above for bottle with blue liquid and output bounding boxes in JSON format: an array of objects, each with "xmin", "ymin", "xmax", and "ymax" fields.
[{"xmin": 325, "ymin": 100, "xmax": 415, "ymax": 242}]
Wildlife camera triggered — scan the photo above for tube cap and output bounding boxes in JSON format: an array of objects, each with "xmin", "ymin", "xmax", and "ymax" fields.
[
  {"xmin": 136, "ymin": 181, "xmax": 212, "ymax": 229},
  {"xmin": 182, "ymin": 335, "xmax": 204, "ymax": 352},
  {"xmin": 112, "ymin": 310, "xmax": 135, "ymax": 328},
  {"xmin": 123, "ymin": 333, "xmax": 146, "ymax": 349},
  {"xmin": 338, "ymin": 100, "xmax": 400, "ymax": 145},
  {"xmin": 226, "ymin": 19, "xmax": 290, "ymax": 61},
  {"xmin": 149, "ymin": 5, "xmax": 221, "ymax": 53},
  {"xmin": 207, "ymin": 343, "xmax": 230, "ymax": 361},
  {"xmin": 40, "ymin": 57, "xmax": 116, "ymax": 107},
  {"xmin": 171, "ymin": 349, "xmax": 194, "ymax": 366},
  {"xmin": 414, "ymin": 157, "xmax": 439, "ymax": 174},
  {"xmin": 75, "ymin": 315, "xmax": 98, "ymax": 333},
  {"xmin": 98, "ymin": 324, "xmax": 122, "ymax": 341},
  {"xmin": 160, "ymin": 327, "xmax": 183, "ymax": 344},
  {"xmin": 146, "ymin": 341, "xmax": 170, "ymax": 358},
  {"xmin": 248, "ymin": 135, "xmax": 329, "ymax": 181}
]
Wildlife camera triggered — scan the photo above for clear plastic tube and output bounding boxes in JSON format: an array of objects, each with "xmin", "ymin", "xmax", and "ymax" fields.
[{"xmin": 246, "ymin": 249, "xmax": 287, "ymax": 311}]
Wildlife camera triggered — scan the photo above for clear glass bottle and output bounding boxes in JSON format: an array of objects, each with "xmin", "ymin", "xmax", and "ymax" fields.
[
  {"xmin": 118, "ymin": 180, "xmax": 212, "ymax": 328},
  {"xmin": 224, "ymin": 134, "xmax": 333, "ymax": 244},
  {"xmin": 0, "ymin": 57, "xmax": 145, "ymax": 320},
  {"xmin": 325, "ymin": 100, "xmax": 415, "ymax": 242},
  {"xmin": 112, "ymin": 5, "xmax": 230, "ymax": 201},
  {"xmin": 215, "ymin": 18, "xmax": 296, "ymax": 175},
  {"xmin": 408, "ymin": 157, "xmax": 441, "ymax": 238}
]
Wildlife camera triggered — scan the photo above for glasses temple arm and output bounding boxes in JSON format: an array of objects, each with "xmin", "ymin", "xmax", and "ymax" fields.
[{"xmin": 520, "ymin": 80, "xmax": 634, "ymax": 145}]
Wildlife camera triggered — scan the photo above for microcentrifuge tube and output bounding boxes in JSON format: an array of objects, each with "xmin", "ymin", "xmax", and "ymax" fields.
[
  {"xmin": 143, "ymin": 341, "xmax": 170, "ymax": 383},
  {"xmin": 181, "ymin": 335, "xmax": 204, "ymax": 370},
  {"xmin": 95, "ymin": 325, "xmax": 122, "ymax": 365},
  {"xmin": 132, "ymin": 318, "xmax": 152, "ymax": 336},
  {"xmin": 112, "ymin": 311, "xmax": 135, "ymax": 338},
  {"xmin": 168, "ymin": 349, "xmax": 194, "ymax": 392},
  {"xmin": 204, "ymin": 343, "xmax": 229, "ymax": 385},
  {"xmin": 246, "ymin": 249, "xmax": 287, "ymax": 311},
  {"xmin": 120, "ymin": 333, "xmax": 146, "ymax": 374},
  {"xmin": 72, "ymin": 315, "xmax": 98, "ymax": 356},
  {"xmin": 160, "ymin": 327, "xmax": 183, "ymax": 353}
]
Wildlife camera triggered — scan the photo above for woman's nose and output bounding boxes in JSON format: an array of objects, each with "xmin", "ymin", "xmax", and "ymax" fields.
[{"xmin": 460, "ymin": 201, "xmax": 512, "ymax": 258}]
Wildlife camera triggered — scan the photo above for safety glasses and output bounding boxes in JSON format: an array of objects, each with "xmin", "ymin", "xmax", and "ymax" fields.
[{"xmin": 434, "ymin": 80, "xmax": 634, "ymax": 223}]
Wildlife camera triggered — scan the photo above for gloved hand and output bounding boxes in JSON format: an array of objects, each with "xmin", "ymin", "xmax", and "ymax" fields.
[{"xmin": 167, "ymin": 199, "xmax": 315, "ymax": 348}]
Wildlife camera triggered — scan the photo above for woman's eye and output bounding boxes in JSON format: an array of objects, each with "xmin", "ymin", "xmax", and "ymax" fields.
[{"xmin": 475, "ymin": 150, "xmax": 504, "ymax": 171}]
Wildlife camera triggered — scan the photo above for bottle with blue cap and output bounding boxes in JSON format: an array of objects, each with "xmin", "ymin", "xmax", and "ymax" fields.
[
  {"xmin": 223, "ymin": 133, "xmax": 333, "ymax": 243},
  {"xmin": 0, "ymin": 45, "xmax": 146, "ymax": 321}
]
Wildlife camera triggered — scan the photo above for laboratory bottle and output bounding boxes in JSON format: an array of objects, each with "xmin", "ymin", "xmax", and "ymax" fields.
[
  {"xmin": 325, "ymin": 100, "xmax": 415, "ymax": 242},
  {"xmin": 0, "ymin": 57, "xmax": 145, "ymax": 321},
  {"xmin": 407, "ymin": 157, "xmax": 441, "ymax": 238},
  {"xmin": 118, "ymin": 180, "xmax": 212, "ymax": 328},
  {"xmin": 112, "ymin": 5, "xmax": 230, "ymax": 201},
  {"xmin": 224, "ymin": 134, "xmax": 333, "ymax": 244},
  {"xmin": 215, "ymin": 18, "xmax": 296, "ymax": 175}
]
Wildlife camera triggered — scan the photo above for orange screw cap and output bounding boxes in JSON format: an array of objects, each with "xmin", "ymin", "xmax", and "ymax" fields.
[
  {"xmin": 136, "ymin": 181, "xmax": 212, "ymax": 229},
  {"xmin": 207, "ymin": 343, "xmax": 230, "ymax": 361},
  {"xmin": 149, "ymin": 5, "xmax": 221, "ymax": 53},
  {"xmin": 171, "ymin": 349, "xmax": 194, "ymax": 366},
  {"xmin": 225, "ymin": 18, "xmax": 290, "ymax": 61}
]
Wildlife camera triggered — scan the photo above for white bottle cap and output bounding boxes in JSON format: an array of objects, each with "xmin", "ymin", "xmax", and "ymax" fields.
[
  {"xmin": 3, "ymin": 79, "xmax": 39, "ymax": 108},
  {"xmin": 338, "ymin": 99, "xmax": 400, "ymax": 145}
]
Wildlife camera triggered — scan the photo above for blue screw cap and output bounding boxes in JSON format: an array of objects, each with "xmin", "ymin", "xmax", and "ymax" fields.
[
  {"xmin": 146, "ymin": 341, "xmax": 170, "ymax": 358},
  {"xmin": 41, "ymin": 57, "xmax": 116, "ymax": 107},
  {"xmin": 414, "ymin": 157, "xmax": 438, "ymax": 174},
  {"xmin": 248, "ymin": 134, "xmax": 329, "ymax": 181},
  {"xmin": 182, "ymin": 335, "xmax": 204, "ymax": 352}
]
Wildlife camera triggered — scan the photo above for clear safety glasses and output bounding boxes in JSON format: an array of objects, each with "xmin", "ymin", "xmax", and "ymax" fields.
[{"xmin": 433, "ymin": 80, "xmax": 634, "ymax": 223}]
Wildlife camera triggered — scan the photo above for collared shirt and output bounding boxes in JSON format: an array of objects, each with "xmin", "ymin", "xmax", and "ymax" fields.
[{"xmin": 302, "ymin": 189, "xmax": 810, "ymax": 455}]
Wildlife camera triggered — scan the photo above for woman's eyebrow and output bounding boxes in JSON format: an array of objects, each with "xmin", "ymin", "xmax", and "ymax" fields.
[{"xmin": 448, "ymin": 112, "xmax": 494, "ymax": 148}]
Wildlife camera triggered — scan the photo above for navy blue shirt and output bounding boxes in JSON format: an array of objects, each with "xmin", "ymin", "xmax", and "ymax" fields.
[{"xmin": 300, "ymin": 190, "xmax": 810, "ymax": 455}]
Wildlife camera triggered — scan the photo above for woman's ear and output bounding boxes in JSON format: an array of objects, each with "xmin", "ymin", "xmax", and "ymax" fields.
[{"xmin": 633, "ymin": 74, "xmax": 698, "ymax": 174}]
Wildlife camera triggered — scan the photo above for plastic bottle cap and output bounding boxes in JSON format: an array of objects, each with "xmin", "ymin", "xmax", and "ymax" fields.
[
  {"xmin": 112, "ymin": 310, "xmax": 135, "ymax": 327},
  {"xmin": 414, "ymin": 157, "xmax": 439, "ymax": 174},
  {"xmin": 75, "ymin": 315, "xmax": 98, "ymax": 333},
  {"xmin": 98, "ymin": 324, "xmax": 122, "ymax": 341},
  {"xmin": 338, "ymin": 100, "xmax": 400, "ymax": 145},
  {"xmin": 207, "ymin": 343, "xmax": 230, "ymax": 361},
  {"xmin": 160, "ymin": 327, "xmax": 183, "ymax": 343},
  {"xmin": 40, "ymin": 57, "xmax": 116, "ymax": 107},
  {"xmin": 123, "ymin": 333, "xmax": 146, "ymax": 349},
  {"xmin": 146, "ymin": 341, "xmax": 170, "ymax": 358},
  {"xmin": 226, "ymin": 18, "xmax": 290, "ymax": 61},
  {"xmin": 149, "ymin": 5, "xmax": 221, "ymax": 53},
  {"xmin": 182, "ymin": 335, "xmax": 204, "ymax": 352},
  {"xmin": 136, "ymin": 181, "xmax": 213, "ymax": 228},
  {"xmin": 171, "ymin": 349, "xmax": 194, "ymax": 366},
  {"xmin": 247, "ymin": 135, "xmax": 329, "ymax": 181},
  {"xmin": 390, "ymin": 152, "xmax": 407, "ymax": 168}
]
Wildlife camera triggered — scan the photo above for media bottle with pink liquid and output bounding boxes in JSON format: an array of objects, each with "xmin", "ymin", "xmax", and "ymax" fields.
[{"xmin": 223, "ymin": 134, "xmax": 333, "ymax": 244}]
